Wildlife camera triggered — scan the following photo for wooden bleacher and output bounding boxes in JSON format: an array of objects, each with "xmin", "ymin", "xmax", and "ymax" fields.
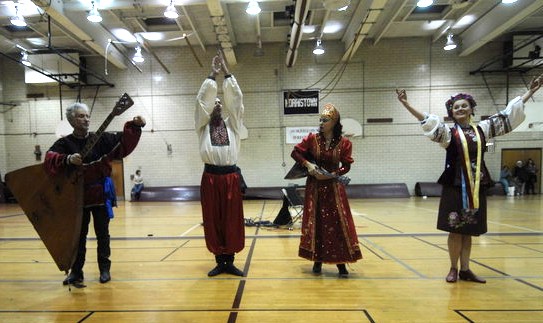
[
  {"xmin": 414, "ymin": 182, "xmax": 505, "ymax": 197},
  {"xmin": 136, "ymin": 183, "xmax": 411, "ymax": 202}
]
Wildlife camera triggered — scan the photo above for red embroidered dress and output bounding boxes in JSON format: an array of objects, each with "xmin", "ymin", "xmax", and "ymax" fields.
[{"xmin": 291, "ymin": 133, "xmax": 362, "ymax": 264}]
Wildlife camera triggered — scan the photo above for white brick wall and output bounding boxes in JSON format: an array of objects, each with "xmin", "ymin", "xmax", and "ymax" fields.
[
  {"xmin": 0, "ymin": 59, "xmax": 7, "ymax": 177},
  {"xmin": 1, "ymin": 39, "xmax": 541, "ymax": 198}
]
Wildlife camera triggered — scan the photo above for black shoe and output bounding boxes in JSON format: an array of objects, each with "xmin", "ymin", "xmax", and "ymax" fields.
[
  {"xmin": 337, "ymin": 264, "xmax": 349, "ymax": 278},
  {"xmin": 62, "ymin": 271, "xmax": 84, "ymax": 285},
  {"xmin": 312, "ymin": 262, "xmax": 322, "ymax": 274},
  {"xmin": 99, "ymin": 271, "xmax": 111, "ymax": 283},
  {"xmin": 224, "ymin": 263, "xmax": 244, "ymax": 276},
  {"xmin": 459, "ymin": 269, "xmax": 486, "ymax": 284},
  {"xmin": 208, "ymin": 264, "xmax": 225, "ymax": 277}
]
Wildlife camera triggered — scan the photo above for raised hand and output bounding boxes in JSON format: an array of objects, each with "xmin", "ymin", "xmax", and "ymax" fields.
[
  {"xmin": 396, "ymin": 89, "xmax": 408, "ymax": 105},
  {"xmin": 133, "ymin": 115, "xmax": 146, "ymax": 127},
  {"xmin": 522, "ymin": 73, "xmax": 543, "ymax": 103},
  {"xmin": 211, "ymin": 55, "xmax": 222, "ymax": 75},
  {"xmin": 395, "ymin": 88, "xmax": 425, "ymax": 121},
  {"xmin": 217, "ymin": 50, "xmax": 230, "ymax": 74},
  {"xmin": 528, "ymin": 73, "xmax": 543, "ymax": 93}
]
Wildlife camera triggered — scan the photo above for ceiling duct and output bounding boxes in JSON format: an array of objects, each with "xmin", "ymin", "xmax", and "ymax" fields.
[
  {"xmin": 285, "ymin": 0, "xmax": 311, "ymax": 68},
  {"xmin": 25, "ymin": 52, "xmax": 81, "ymax": 85}
]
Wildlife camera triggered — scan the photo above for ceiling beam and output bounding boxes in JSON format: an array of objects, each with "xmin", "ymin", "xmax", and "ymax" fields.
[
  {"xmin": 342, "ymin": 0, "xmax": 387, "ymax": 62},
  {"xmin": 206, "ymin": 0, "xmax": 237, "ymax": 66},
  {"xmin": 30, "ymin": 0, "xmax": 127, "ymax": 69},
  {"xmin": 180, "ymin": 6, "xmax": 206, "ymax": 53},
  {"xmin": 372, "ymin": 0, "xmax": 407, "ymax": 45},
  {"xmin": 459, "ymin": 0, "xmax": 543, "ymax": 57}
]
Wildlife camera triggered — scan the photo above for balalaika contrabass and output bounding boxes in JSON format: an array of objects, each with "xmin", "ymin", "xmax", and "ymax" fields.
[{"xmin": 5, "ymin": 93, "xmax": 134, "ymax": 272}]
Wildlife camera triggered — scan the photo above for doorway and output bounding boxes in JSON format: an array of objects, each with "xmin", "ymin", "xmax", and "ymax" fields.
[
  {"xmin": 501, "ymin": 148, "xmax": 541, "ymax": 194},
  {"xmin": 111, "ymin": 160, "xmax": 125, "ymax": 200}
]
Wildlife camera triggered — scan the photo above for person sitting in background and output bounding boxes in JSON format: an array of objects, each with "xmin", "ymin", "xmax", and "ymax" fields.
[
  {"xmin": 499, "ymin": 165, "xmax": 512, "ymax": 195},
  {"xmin": 131, "ymin": 169, "xmax": 144, "ymax": 201}
]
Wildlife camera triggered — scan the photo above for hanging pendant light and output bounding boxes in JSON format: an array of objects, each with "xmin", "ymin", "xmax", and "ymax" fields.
[
  {"xmin": 246, "ymin": 0, "xmax": 261, "ymax": 15},
  {"xmin": 164, "ymin": 0, "xmax": 179, "ymax": 19},
  {"xmin": 417, "ymin": 0, "xmax": 433, "ymax": 8},
  {"xmin": 87, "ymin": 1, "xmax": 102, "ymax": 23},
  {"xmin": 10, "ymin": 5, "xmax": 27, "ymax": 27},
  {"xmin": 313, "ymin": 39, "xmax": 325, "ymax": 55},
  {"xmin": 133, "ymin": 46, "xmax": 144, "ymax": 63},
  {"xmin": 443, "ymin": 34, "xmax": 457, "ymax": 51}
]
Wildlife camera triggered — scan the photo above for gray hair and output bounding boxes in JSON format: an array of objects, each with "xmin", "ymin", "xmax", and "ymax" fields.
[{"xmin": 65, "ymin": 102, "xmax": 89, "ymax": 123}]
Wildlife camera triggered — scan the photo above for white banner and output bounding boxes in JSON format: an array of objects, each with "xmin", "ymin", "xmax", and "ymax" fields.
[{"xmin": 286, "ymin": 126, "xmax": 319, "ymax": 144}]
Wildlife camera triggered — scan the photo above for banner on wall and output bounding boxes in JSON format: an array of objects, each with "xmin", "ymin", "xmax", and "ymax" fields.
[
  {"xmin": 286, "ymin": 126, "xmax": 319, "ymax": 144},
  {"xmin": 283, "ymin": 90, "xmax": 319, "ymax": 115}
]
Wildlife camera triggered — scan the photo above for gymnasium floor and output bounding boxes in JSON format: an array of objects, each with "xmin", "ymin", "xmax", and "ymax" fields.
[{"xmin": 0, "ymin": 195, "xmax": 541, "ymax": 322}]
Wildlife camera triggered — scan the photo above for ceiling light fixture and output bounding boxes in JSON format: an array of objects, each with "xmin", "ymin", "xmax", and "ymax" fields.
[
  {"xmin": 133, "ymin": 46, "xmax": 144, "ymax": 63},
  {"xmin": 246, "ymin": 0, "xmax": 261, "ymax": 15},
  {"xmin": 501, "ymin": 0, "xmax": 518, "ymax": 3},
  {"xmin": 417, "ymin": 0, "xmax": 433, "ymax": 8},
  {"xmin": 10, "ymin": 5, "xmax": 27, "ymax": 27},
  {"xmin": 323, "ymin": 0, "xmax": 350, "ymax": 11},
  {"xmin": 443, "ymin": 33, "xmax": 457, "ymax": 51},
  {"xmin": 87, "ymin": 1, "xmax": 102, "ymax": 23},
  {"xmin": 313, "ymin": 39, "xmax": 325, "ymax": 55},
  {"xmin": 164, "ymin": 0, "xmax": 179, "ymax": 19},
  {"xmin": 21, "ymin": 51, "xmax": 31, "ymax": 67}
]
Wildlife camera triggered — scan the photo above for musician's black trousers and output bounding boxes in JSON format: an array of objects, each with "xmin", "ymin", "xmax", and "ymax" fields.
[{"xmin": 71, "ymin": 205, "xmax": 111, "ymax": 274}]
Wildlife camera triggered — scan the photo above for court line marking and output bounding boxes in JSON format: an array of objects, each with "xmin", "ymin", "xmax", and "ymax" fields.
[
  {"xmin": 359, "ymin": 236, "xmax": 427, "ymax": 278},
  {"xmin": 487, "ymin": 220, "xmax": 542, "ymax": 233},
  {"xmin": 179, "ymin": 223, "xmax": 201, "ymax": 237}
]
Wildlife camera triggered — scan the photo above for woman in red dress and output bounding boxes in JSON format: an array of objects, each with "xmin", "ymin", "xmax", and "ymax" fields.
[{"xmin": 291, "ymin": 104, "xmax": 362, "ymax": 277}]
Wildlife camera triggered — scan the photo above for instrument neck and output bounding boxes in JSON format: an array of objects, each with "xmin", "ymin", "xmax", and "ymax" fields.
[{"xmin": 79, "ymin": 113, "xmax": 115, "ymax": 159}]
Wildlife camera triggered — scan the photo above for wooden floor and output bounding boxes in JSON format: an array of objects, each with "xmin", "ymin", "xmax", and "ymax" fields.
[{"xmin": 0, "ymin": 195, "xmax": 542, "ymax": 323}]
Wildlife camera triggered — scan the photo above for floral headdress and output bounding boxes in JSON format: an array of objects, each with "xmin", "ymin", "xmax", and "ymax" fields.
[
  {"xmin": 321, "ymin": 103, "xmax": 340, "ymax": 122},
  {"xmin": 445, "ymin": 93, "xmax": 477, "ymax": 118}
]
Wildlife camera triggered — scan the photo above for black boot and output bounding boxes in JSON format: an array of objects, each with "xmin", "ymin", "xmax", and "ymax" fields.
[
  {"xmin": 337, "ymin": 264, "xmax": 349, "ymax": 278},
  {"xmin": 63, "ymin": 270, "xmax": 84, "ymax": 285},
  {"xmin": 224, "ymin": 254, "xmax": 244, "ymax": 277},
  {"xmin": 99, "ymin": 268, "xmax": 111, "ymax": 283},
  {"xmin": 97, "ymin": 235, "xmax": 111, "ymax": 283},
  {"xmin": 208, "ymin": 255, "xmax": 226, "ymax": 277},
  {"xmin": 312, "ymin": 262, "xmax": 322, "ymax": 274}
]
